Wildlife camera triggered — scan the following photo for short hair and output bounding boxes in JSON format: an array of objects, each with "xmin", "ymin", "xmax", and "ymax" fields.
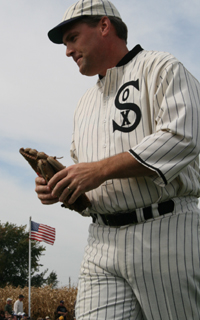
[
  {"xmin": 109, "ymin": 16, "xmax": 128, "ymax": 44},
  {"xmin": 65, "ymin": 15, "xmax": 128, "ymax": 44}
]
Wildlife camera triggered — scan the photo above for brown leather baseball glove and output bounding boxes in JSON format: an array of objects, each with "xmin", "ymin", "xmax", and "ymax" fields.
[{"xmin": 19, "ymin": 147, "xmax": 91, "ymax": 215}]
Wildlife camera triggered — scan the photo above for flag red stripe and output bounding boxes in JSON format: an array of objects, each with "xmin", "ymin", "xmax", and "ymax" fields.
[
  {"xmin": 30, "ymin": 234, "xmax": 54, "ymax": 245},
  {"xmin": 38, "ymin": 229, "xmax": 55, "ymax": 237},
  {"xmin": 30, "ymin": 231, "xmax": 55, "ymax": 241},
  {"xmin": 30, "ymin": 231, "xmax": 55, "ymax": 240},
  {"xmin": 39, "ymin": 224, "xmax": 55, "ymax": 231},
  {"xmin": 39, "ymin": 225, "xmax": 55, "ymax": 233},
  {"xmin": 30, "ymin": 222, "xmax": 56, "ymax": 245}
]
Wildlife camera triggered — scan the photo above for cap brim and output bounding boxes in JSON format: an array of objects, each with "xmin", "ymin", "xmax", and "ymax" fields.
[{"xmin": 48, "ymin": 17, "xmax": 82, "ymax": 44}]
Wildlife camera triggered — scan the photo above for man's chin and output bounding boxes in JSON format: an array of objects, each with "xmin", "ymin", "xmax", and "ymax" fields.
[{"xmin": 79, "ymin": 67, "xmax": 97, "ymax": 77}]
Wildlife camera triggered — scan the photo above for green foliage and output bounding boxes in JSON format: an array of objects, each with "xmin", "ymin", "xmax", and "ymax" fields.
[
  {"xmin": 46, "ymin": 271, "xmax": 59, "ymax": 288},
  {"xmin": 31, "ymin": 269, "xmax": 48, "ymax": 287},
  {"xmin": 0, "ymin": 221, "xmax": 57, "ymax": 288}
]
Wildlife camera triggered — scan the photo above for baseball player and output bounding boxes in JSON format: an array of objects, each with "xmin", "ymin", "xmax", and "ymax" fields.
[{"xmin": 35, "ymin": 0, "xmax": 200, "ymax": 319}]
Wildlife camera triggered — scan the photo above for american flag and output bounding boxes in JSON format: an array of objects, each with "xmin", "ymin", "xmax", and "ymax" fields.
[{"xmin": 30, "ymin": 221, "xmax": 56, "ymax": 245}]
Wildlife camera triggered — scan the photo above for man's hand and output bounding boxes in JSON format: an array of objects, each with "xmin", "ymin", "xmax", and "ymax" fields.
[
  {"xmin": 47, "ymin": 152, "xmax": 154, "ymax": 207},
  {"xmin": 48, "ymin": 161, "xmax": 105, "ymax": 205},
  {"xmin": 35, "ymin": 176, "xmax": 59, "ymax": 205}
]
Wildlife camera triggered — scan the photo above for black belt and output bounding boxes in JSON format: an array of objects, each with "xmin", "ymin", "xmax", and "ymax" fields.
[{"xmin": 92, "ymin": 200, "xmax": 174, "ymax": 227}]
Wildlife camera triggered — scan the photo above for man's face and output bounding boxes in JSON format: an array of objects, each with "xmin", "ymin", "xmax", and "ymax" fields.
[
  {"xmin": 62, "ymin": 21, "xmax": 105, "ymax": 76},
  {"xmin": 7, "ymin": 300, "xmax": 12, "ymax": 305}
]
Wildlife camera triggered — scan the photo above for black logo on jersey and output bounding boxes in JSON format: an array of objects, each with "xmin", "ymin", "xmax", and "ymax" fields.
[{"xmin": 113, "ymin": 80, "xmax": 141, "ymax": 132}]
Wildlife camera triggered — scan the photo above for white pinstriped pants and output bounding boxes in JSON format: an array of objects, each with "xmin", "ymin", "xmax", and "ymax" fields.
[{"xmin": 75, "ymin": 197, "xmax": 200, "ymax": 320}]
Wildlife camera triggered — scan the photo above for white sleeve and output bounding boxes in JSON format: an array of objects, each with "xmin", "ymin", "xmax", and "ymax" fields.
[
  {"xmin": 13, "ymin": 301, "xmax": 18, "ymax": 314},
  {"xmin": 129, "ymin": 61, "xmax": 200, "ymax": 187}
]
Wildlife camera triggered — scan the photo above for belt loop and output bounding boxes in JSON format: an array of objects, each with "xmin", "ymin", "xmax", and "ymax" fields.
[
  {"xmin": 151, "ymin": 203, "xmax": 159, "ymax": 219},
  {"xmin": 135, "ymin": 208, "xmax": 144, "ymax": 223}
]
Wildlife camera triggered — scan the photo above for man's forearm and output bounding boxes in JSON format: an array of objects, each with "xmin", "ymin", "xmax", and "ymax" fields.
[
  {"xmin": 49, "ymin": 151, "xmax": 155, "ymax": 205},
  {"xmin": 98, "ymin": 151, "xmax": 154, "ymax": 181}
]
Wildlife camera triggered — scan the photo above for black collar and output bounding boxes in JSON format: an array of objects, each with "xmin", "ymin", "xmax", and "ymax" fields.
[
  {"xmin": 116, "ymin": 44, "xmax": 143, "ymax": 67},
  {"xmin": 99, "ymin": 44, "xmax": 143, "ymax": 79}
]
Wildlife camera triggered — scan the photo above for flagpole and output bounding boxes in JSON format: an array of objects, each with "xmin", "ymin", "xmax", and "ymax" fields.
[{"xmin": 29, "ymin": 216, "xmax": 31, "ymax": 318}]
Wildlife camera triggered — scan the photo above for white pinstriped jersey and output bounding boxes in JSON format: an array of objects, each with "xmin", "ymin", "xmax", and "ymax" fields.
[{"xmin": 70, "ymin": 45, "xmax": 200, "ymax": 215}]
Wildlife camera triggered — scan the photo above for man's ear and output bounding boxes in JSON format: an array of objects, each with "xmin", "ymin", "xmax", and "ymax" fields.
[{"xmin": 99, "ymin": 16, "xmax": 111, "ymax": 36}]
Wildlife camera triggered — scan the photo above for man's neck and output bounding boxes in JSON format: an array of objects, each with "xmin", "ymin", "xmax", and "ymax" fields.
[{"xmin": 100, "ymin": 44, "xmax": 129, "ymax": 77}]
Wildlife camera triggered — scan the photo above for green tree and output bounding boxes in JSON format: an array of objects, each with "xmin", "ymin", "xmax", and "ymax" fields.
[
  {"xmin": 31, "ymin": 269, "xmax": 48, "ymax": 287},
  {"xmin": 0, "ymin": 221, "xmax": 57, "ymax": 288},
  {"xmin": 46, "ymin": 271, "xmax": 59, "ymax": 288}
]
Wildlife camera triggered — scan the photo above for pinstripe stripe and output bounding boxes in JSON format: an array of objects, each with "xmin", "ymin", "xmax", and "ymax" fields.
[
  {"xmin": 129, "ymin": 149, "xmax": 167, "ymax": 185},
  {"xmin": 175, "ymin": 214, "xmax": 187, "ymax": 317},
  {"xmin": 100, "ymin": 0, "xmax": 107, "ymax": 15},
  {"xmin": 141, "ymin": 222, "xmax": 154, "ymax": 319},
  {"xmin": 62, "ymin": 0, "xmax": 121, "ymax": 22},
  {"xmin": 70, "ymin": 1, "xmax": 79, "ymax": 19},
  {"xmin": 71, "ymin": 46, "xmax": 200, "ymax": 215},
  {"xmin": 76, "ymin": 199, "xmax": 200, "ymax": 319},
  {"xmin": 167, "ymin": 215, "xmax": 179, "ymax": 318},
  {"xmin": 159, "ymin": 217, "xmax": 173, "ymax": 319}
]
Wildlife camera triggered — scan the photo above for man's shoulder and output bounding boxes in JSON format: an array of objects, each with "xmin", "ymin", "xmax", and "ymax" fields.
[
  {"xmin": 134, "ymin": 48, "xmax": 178, "ymax": 68},
  {"xmin": 5, "ymin": 305, "xmax": 11, "ymax": 311}
]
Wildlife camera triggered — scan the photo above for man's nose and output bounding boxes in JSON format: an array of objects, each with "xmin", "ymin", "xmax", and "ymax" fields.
[{"xmin": 66, "ymin": 46, "xmax": 74, "ymax": 57}]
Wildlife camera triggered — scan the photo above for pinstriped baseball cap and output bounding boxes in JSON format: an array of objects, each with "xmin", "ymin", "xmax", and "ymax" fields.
[{"xmin": 48, "ymin": 0, "xmax": 121, "ymax": 44}]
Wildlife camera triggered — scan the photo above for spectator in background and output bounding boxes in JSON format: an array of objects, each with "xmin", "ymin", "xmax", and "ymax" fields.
[
  {"xmin": 0, "ymin": 311, "xmax": 5, "ymax": 320},
  {"xmin": 4, "ymin": 312, "xmax": 12, "ymax": 320},
  {"xmin": 13, "ymin": 295, "xmax": 24, "ymax": 315},
  {"xmin": 56, "ymin": 301, "xmax": 67, "ymax": 320},
  {"xmin": 4, "ymin": 299, "xmax": 13, "ymax": 317}
]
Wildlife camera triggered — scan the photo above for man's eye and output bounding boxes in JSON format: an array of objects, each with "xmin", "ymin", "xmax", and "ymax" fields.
[{"xmin": 71, "ymin": 36, "xmax": 77, "ymax": 42}]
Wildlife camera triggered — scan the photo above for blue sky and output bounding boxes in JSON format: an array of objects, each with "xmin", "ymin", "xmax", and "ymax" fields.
[{"xmin": 1, "ymin": 0, "xmax": 200, "ymax": 286}]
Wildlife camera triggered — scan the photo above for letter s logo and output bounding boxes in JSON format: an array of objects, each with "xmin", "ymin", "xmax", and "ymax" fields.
[{"xmin": 113, "ymin": 80, "xmax": 141, "ymax": 133}]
